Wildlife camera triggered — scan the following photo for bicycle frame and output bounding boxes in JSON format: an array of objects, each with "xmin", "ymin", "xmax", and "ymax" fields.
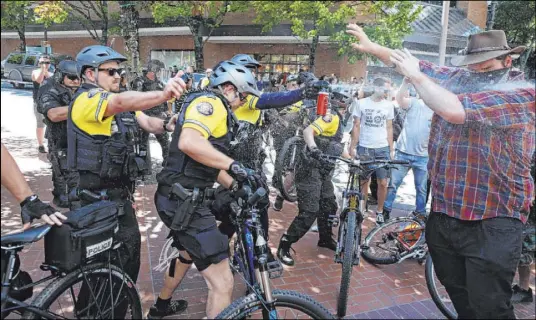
[
  {"xmin": 335, "ymin": 167, "xmax": 365, "ymax": 264},
  {"xmin": 1, "ymin": 240, "xmax": 129, "ymax": 319},
  {"xmin": 231, "ymin": 196, "xmax": 279, "ymax": 319}
]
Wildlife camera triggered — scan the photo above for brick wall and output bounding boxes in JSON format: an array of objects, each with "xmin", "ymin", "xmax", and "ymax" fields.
[{"xmin": 456, "ymin": 0, "xmax": 488, "ymax": 29}]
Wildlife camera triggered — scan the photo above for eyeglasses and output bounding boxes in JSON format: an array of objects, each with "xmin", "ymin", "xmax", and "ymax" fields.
[
  {"xmin": 97, "ymin": 68, "xmax": 124, "ymax": 77},
  {"xmin": 66, "ymin": 74, "xmax": 80, "ymax": 81},
  {"xmin": 39, "ymin": 61, "xmax": 51, "ymax": 65}
]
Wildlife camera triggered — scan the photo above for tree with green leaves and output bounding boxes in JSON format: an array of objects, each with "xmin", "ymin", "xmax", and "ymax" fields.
[
  {"xmin": 151, "ymin": 1, "xmax": 248, "ymax": 71},
  {"xmin": 492, "ymin": 0, "xmax": 535, "ymax": 78},
  {"xmin": 251, "ymin": 1, "xmax": 355, "ymax": 73},
  {"xmin": 34, "ymin": 1, "xmax": 69, "ymax": 42},
  {"xmin": 331, "ymin": 1, "xmax": 422, "ymax": 65},
  {"xmin": 1, "ymin": 0, "xmax": 34, "ymax": 51},
  {"xmin": 251, "ymin": 1, "xmax": 421, "ymax": 71},
  {"xmin": 61, "ymin": 1, "xmax": 110, "ymax": 45}
]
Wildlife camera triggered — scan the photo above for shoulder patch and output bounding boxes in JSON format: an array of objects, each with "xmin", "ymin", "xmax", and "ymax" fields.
[
  {"xmin": 196, "ymin": 102, "xmax": 214, "ymax": 116},
  {"xmin": 322, "ymin": 114, "xmax": 333, "ymax": 122},
  {"xmin": 87, "ymin": 88, "xmax": 105, "ymax": 99}
]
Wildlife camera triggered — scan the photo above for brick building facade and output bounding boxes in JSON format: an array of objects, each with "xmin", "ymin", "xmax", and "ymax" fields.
[{"xmin": 1, "ymin": 1, "xmax": 486, "ymax": 80}]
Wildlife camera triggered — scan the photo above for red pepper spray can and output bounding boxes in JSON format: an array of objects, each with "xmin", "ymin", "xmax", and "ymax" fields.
[{"xmin": 316, "ymin": 92, "xmax": 329, "ymax": 116}]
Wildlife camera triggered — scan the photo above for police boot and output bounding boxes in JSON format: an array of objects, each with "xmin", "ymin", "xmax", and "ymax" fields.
[
  {"xmin": 317, "ymin": 216, "xmax": 337, "ymax": 251},
  {"xmin": 53, "ymin": 194, "xmax": 70, "ymax": 208},
  {"xmin": 277, "ymin": 235, "xmax": 295, "ymax": 266}
]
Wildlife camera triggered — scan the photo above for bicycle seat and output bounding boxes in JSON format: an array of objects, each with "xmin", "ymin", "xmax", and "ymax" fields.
[{"xmin": 1, "ymin": 224, "xmax": 51, "ymax": 247}]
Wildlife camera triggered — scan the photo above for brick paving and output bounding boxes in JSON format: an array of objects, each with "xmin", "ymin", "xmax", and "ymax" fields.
[
  {"xmin": 1, "ymin": 111, "xmax": 535, "ymax": 318},
  {"xmin": 2, "ymin": 163, "xmax": 535, "ymax": 319}
]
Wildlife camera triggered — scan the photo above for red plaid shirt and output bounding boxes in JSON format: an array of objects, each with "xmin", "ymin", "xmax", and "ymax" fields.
[{"xmin": 420, "ymin": 61, "xmax": 535, "ymax": 223}]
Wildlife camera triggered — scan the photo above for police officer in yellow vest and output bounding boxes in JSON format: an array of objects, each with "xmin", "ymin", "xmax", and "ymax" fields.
[
  {"xmin": 212, "ymin": 55, "xmax": 327, "ymax": 259},
  {"xmin": 151, "ymin": 61, "xmax": 261, "ymax": 319},
  {"xmin": 277, "ymin": 102, "xmax": 352, "ymax": 266},
  {"xmin": 68, "ymin": 45, "xmax": 187, "ymax": 292}
]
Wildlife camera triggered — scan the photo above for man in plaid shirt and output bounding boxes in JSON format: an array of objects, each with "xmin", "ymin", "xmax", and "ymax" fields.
[{"xmin": 347, "ymin": 25, "xmax": 535, "ymax": 318}]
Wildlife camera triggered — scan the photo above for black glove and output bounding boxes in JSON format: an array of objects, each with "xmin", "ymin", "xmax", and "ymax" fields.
[
  {"xmin": 228, "ymin": 161, "xmax": 249, "ymax": 182},
  {"xmin": 308, "ymin": 146, "xmax": 324, "ymax": 161},
  {"xmin": 20, "ymin": 195, "xmax": 57, "ymax": 224},
  {"xmin": 297, "ymin": 72, "xmax": 317, "ymax": 85},
  {"xmin": 302, "ymin": 80, "xmax": 330, "ymax": 100}
]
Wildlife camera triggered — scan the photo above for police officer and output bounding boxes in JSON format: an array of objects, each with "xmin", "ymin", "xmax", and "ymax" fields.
[
  {"xmin": 38, "ymin": 60, "xmax": 81, "ymax": 209},
  {"xmin": 212, "ymin": 55, "xmax": 327, "ymax": 253},
  {"xmin": 133, "ymin": 60, "xmax": 171, "ymax": 166},
  {"xmin": 277, "ymin": 102, "xmax": 351, "ymax": 266},
  {"xmin": 151, "ymin": 61, "xmax": 261, "ymax": 319},
  {"xmin": 68, "ymin": 45, "xmax": 186, "ymax": 300}
]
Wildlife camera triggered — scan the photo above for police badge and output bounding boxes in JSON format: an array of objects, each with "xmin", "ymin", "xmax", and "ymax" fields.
[{"xmin": 196, "ymin": 102, "xmax": 213, "ymax": 116}]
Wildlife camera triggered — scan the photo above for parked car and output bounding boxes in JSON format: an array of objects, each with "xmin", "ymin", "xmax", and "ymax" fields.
[
  {"xmin": 1, "ymin": 59, "xmax": 5, "ymax": 79},
  {"xmin": 2, "ymin": 51, "xmax": 71, "ymax": 88}
]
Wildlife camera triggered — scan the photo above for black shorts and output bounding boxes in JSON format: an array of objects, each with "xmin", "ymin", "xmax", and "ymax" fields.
[{"xmin": 154, "ymin": 192, "xmax": 229, "ymax": 272}]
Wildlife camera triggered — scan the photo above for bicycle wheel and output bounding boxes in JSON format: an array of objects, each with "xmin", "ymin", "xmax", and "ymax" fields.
[
  {"xmin": 425, "ymin": 255, "xmax": 457, "ymax": 319},
  {"xmin": 22, "ymin": 262, "xmax": 142, "ymax": 319},
  {"xmin": 274, "ymin": 136, "xmax": 303, "ymax": 202},
  {"xmin": 337, "ymin": 211, "xmax": 359, "ymax": 318},
  {"xmin": 216, "ymin": 289, "xmax": 335, "ymax": 319},
  {"xmin": 361, "ymin": 217, "xmax": 425, "ymax": 265}
]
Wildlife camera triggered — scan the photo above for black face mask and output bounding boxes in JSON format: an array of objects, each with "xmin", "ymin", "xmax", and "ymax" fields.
[
  {"xmin": 470, "ymin": 67, "xmax": 510, "ymax": 86},
  {"xmin": 455, "ymin": 67, "xmax": 511, "ymax": 94}
]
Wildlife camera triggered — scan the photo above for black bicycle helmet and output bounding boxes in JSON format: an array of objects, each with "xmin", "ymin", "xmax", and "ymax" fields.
[
  {"xmin": 210, "ymin": 60, "xmax": 261, "ymax": 97},
  {"xmin": 230, "ymin": 54, "xmax": 261, "ymax": 69},
  {"xmin": 146, "ymin": 59, "xmax": 165, "ymax": 73},
  {"xmin": 76, "ymin": 45, "xmax": 127, "ymax": 76}
]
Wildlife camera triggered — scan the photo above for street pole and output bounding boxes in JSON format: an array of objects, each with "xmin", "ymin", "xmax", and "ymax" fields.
[{"xmin": 439, "ymin": 1, "xmax": 450, "ymax": 66}]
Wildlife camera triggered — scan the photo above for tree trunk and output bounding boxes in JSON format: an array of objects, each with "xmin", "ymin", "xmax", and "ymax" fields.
[
  {"xmin": 119, "ymin": 1, "xmax": 140, "ymax": 72},
  {"xmin": 190, "ymin": 18, "xmax": 204, "ymax": 71},
  {"xmin": 309, "ymin": 33, "xmax": 320, "ymax": 73},
  {"xmin": 44, "ymin": 27, "xmax": 48, "ymax": 41},
  {"xmin": 101, "ymin": 1, "xmax": 109, "ymax": 45},
  {"xmin": 308, "ymin": 19, "xmax": 319, "ymax": 73},
  {"xmin": 193, "ymin": 35, "xmax": 204, "ymax": 72},
  {"xmin": 18, "ymin": 29, "xmax": 26, "ymax": 52}
]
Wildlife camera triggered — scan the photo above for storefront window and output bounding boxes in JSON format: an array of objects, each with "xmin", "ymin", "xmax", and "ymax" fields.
[
  {"xmin": 150, "ymin": 50, "xmax": 196, "ymax": 77},
  {"xmin": 248, "ymin": 53, "xmax": 311, "ymax": 78}
]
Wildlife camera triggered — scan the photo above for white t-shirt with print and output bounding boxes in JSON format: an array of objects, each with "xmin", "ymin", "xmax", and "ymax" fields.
[{"xmin": 352, "ymin": 97, "xmax": 394, "ymax": 148}]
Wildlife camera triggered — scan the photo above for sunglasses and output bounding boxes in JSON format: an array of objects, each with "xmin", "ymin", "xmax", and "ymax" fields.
[
  {"xmin": 66, "ymin": 74, "xmax": 80, "ymax": 81},
  {"xmin": 39, "ymin": 61, "xmax": 51, "ymax": 65},
  {"xmin": 97, "ymin": 68, "xmax": 124, "ymax": 76}
]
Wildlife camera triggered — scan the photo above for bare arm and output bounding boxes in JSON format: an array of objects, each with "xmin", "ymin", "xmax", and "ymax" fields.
[
  {"xmin": 217, "ymin": 171, "xmax": 234, "ymax": 189},
  {"xmin": 387, "ymin": 119, "xmax": 394, "ymax": 152},
  {"xmin": 136, "ymin": 112, "xmax": 166, "ymax": 134},
  {"xmin": 104, "ymin": 72, "xmax": 186, "ymax": 117},
  {"xmin": 411, "ymin": 73, "xmax": 466, "ymax": 124},
  {"xmin": 1, "ymin": 143, "xmax": 32, "ymax": 202},
  {"xmin": 303, "ymin": 126, "xmax": 318, "ymax": 149},
  {"xmin": 349, "ymin": 117, "xmax": 360, "ymax": 154},
  {"xmin": 178, "ymin": 128, "xmax": 234, "ymax": 170},
  {"xmin": 104, "ymin": 91, "xmax": 169, "ymax": 118},
  {"xmin": 396, "ymin": 78, "xmax": 412, "ymax": 109},
  {"xmin": 390, "ymin": 49, "xmax": 466, "ymax": 124},
  {"xmin": 47, "ymin": 106, "xmax": 69, "ymax": 122},
  {"xmin": 31, "ymin": 69, "xmax": 47, "ymax": 84}
]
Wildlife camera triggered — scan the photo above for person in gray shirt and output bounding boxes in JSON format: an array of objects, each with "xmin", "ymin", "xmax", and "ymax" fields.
[{"xmin": 383, "ymin": 77, "xmax": 434, "ymax": 220}]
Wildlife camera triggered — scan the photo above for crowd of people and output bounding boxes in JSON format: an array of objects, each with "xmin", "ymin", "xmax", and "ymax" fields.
[{"xmin": 1, "ymin": 24, "xmax": 535, "ymax": 319}]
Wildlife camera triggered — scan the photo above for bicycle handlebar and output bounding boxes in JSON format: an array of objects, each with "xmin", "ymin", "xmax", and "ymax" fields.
[{"xmin": 322, "ymin": 155, "xmax": 410, "ymax": 167}]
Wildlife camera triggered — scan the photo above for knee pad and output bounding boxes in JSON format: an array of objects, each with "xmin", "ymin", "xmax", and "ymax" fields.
[{"xmin": 168, "ymin": 255, "xmax": 193, "ymax": 277}]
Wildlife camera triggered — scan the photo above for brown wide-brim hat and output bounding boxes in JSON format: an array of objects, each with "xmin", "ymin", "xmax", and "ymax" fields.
[{"xmin": 451, "ymin": 30, "xmax": 526, "ymax": 67}]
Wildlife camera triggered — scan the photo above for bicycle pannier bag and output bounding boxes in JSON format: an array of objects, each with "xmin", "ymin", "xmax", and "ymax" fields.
[{"xmin": 44, "ymin": 200, "xmax": 119, "ymax": 272}]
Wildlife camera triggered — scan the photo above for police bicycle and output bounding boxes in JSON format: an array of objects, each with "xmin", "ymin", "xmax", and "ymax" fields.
[
  {"xmin": 216, "ymin": 183, "xmax": 334, "ymax": 319},
  {"xmin": 273, "ymin": 90, "xmax": 351, "ymax": 203},
  {"xmin": 1, "ymin": 198, "xmax": 142, "ymax": 319},
  {"xmin": 319, "ymin": 155, "xmax": 409, "ymax": 318}
]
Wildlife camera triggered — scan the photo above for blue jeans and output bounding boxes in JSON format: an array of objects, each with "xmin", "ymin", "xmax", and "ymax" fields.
[{"xmin": 384, "ymin": 150, "xmax": 429, "ymax": 213}]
